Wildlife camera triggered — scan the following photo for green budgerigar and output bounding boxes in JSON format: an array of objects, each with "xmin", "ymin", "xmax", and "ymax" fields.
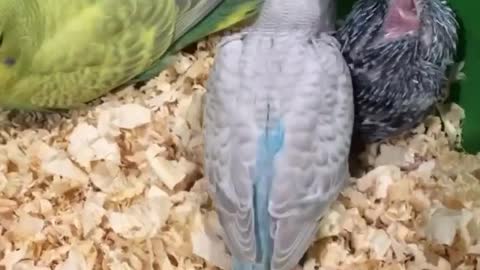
[{"xmin": 0, "ymin": 0, "xmax": 261, "ymax": 110}]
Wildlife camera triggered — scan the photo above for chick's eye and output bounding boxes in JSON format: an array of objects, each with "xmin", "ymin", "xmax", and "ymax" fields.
[{"xmin": 0, "ymin": 33, "xmax": 15, "ymax": 66}]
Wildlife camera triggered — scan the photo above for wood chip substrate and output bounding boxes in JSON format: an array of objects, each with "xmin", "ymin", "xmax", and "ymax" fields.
[{"xmin": 0, "ymin": 34, "xmax": 478, "ymax": 270}]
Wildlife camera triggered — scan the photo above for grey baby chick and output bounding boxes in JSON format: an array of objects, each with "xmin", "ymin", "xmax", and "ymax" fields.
[{"xmin": 336, "ymin": 0, "xmax": 458, "ymax": 146}]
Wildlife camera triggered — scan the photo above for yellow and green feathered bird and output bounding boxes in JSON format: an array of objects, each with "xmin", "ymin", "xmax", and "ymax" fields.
[{"xmin": 0, "ymin": 0, "xmax": 261, "ymax": 110}]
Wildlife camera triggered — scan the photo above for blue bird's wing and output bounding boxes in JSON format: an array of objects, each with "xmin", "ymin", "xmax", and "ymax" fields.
[
  {"xmin": 204, "ymin": 32, "xmax": 258, "ymax": 262},
  {"xmin": 268, "ymin": 34, "xmax": 354, "ymax": 270}
]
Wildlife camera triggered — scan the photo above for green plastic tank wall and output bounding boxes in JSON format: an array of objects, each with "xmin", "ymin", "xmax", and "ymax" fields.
[
  {"xmin": 336, "ymin": 0, "xmax": 480, "ymax": 154},
  {"xmin": 453, "ymin": 1, "xmax": 480, "ymax": 154}
]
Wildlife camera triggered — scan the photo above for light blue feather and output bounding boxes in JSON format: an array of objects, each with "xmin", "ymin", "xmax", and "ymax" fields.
[{"xmin": 233, "ymin": 119, "xmax": 285, "ymax": 270}]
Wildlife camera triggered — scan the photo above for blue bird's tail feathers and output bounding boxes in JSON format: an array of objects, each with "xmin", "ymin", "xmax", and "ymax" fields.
[{"xmin": 232, "ymin": 120, "xmax": 285, "ymax": 270}]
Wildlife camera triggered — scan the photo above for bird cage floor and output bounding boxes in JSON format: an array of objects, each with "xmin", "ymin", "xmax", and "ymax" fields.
[{"xmin": 0, "ymin": 34, "xmax": 478, "ymax": 270}]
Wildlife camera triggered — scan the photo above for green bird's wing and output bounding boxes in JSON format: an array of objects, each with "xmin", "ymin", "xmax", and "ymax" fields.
[
  {"xmin": 3, "ymin": 0, "xmax": 224, "ymax": 110},
  {"xmin": 174, "ymin": 0, "xmax": 224, "ymax": 40},
  {"xmin": 131, "ymin": 0, "xmax": 262, "ymax": 83}
]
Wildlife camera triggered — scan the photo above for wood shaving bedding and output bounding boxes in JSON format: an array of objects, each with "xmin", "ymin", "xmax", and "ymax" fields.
[{"xmin": 0, "ymin": 34, "xmax": 478, "ymax": 270}]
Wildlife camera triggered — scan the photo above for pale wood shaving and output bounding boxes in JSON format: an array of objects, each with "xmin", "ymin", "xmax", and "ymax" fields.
[{"xmin": 0, "ymin": 33, "xmax": 478, "ymax": 270}]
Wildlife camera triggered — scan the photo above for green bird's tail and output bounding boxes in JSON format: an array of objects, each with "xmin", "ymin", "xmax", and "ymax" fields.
[{"xmin": 131, "ymin": 0, "xmax": 262, "ymax": 84}]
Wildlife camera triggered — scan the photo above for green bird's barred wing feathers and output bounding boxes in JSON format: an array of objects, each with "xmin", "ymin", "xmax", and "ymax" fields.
[
  {"xmin": 132, "ymin": 0, "xmax": 262, "ymax": 83},
  {"xmin": 0, "ymin": 0, "xmax": 260, "ymax": 110},
  {"xmin": 2, "ymin": 0, "xmax": 175, "ymax": 109}
]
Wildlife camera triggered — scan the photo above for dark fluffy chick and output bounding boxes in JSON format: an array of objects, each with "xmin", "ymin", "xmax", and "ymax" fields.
[{"xmin": 335, "ymin": 0, "xmax": 458, "ymax": 146}]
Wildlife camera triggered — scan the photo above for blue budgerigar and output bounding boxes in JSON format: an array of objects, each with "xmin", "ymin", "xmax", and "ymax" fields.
[
  {"xmin": 336, "ymin": 0, "xmax": 458, "ymax": 144},
  {"xmin": 203, "ymin": 0, "xmax": 354, "ymax": 269}
]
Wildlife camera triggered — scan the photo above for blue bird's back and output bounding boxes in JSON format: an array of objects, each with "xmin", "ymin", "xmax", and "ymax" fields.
[{"xmin": 204, "ymin": 0, "xmax": 354, "ymax": 270}]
